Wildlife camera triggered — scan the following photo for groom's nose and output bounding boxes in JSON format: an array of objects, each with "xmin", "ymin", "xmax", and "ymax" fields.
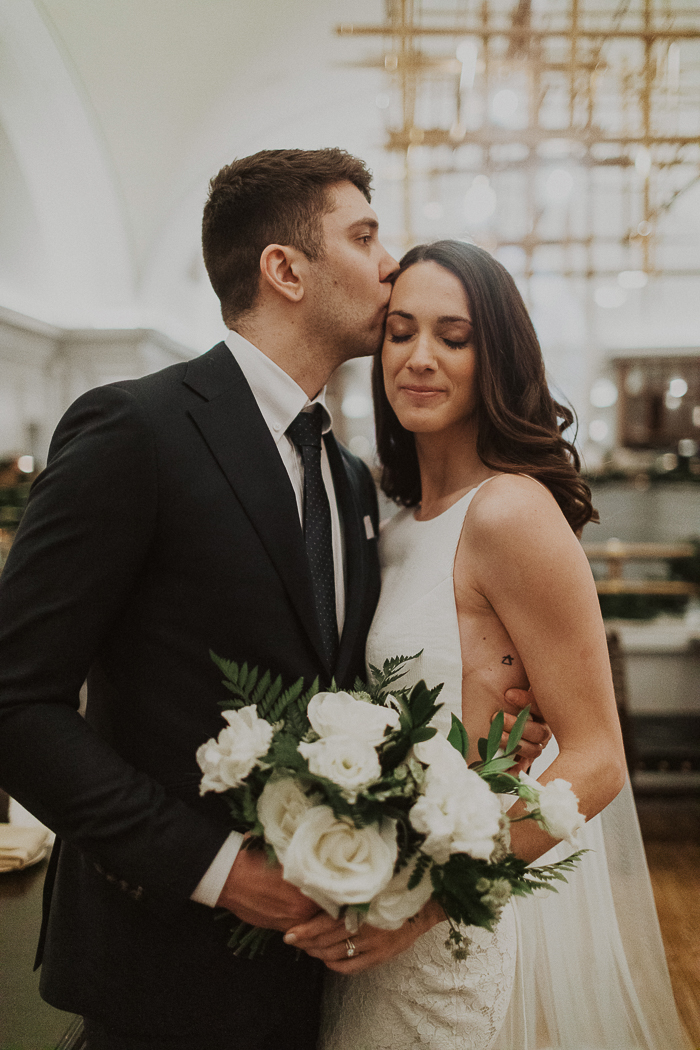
[{"xmin": 379, "ymin": 245, "xmax": 399, "ymax": 282}]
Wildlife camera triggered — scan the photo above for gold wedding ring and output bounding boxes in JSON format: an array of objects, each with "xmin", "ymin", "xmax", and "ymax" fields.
[{"xmin": 345, "ymin": 938, "xmax": 357, "ymax": 957}]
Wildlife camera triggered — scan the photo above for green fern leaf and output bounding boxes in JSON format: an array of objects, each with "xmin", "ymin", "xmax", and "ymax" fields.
[
  {"xmin": 257, "ymin": 675, "xmax": 283, "ymax": 718},
  {"xmin": 245, "ymin": 665, "xmax": 259, "ymax": 695},
  {"xmin": 250, "ymin": 669, "xmax": 272, "ymax": 706},
  {"xmin": 238, "ymin": 662, "xmax": 250, "ymax": 691},
  {"xmin": 269, "ymin": 677, "xmax": 305, "ymax": 722},
  {"xmin": 369, "ymin": 652, "xmax": 423, "ymax": 695},
  {"xmin": 210, "ymin": 651, "xmax": 241, "ymax": 685}
]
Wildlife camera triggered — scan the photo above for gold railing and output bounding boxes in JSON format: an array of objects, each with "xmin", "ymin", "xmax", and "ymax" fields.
[{"xmin": 583, "ymin": 540, "xmax": 698, "ymax": 595}]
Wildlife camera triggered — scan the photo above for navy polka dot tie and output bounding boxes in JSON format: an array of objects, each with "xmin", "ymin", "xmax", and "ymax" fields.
[{"xmin": 287, "ymin": 406, "xmax": 339, "ymax": 668}]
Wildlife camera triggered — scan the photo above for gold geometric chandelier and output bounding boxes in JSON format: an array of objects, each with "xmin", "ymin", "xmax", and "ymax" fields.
[{"xmin": 337, "ymin": 0, "xmax": 700, "ymax": 282}]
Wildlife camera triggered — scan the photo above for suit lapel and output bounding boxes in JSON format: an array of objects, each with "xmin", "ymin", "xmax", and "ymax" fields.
[
  {"xmin": 325, "ymin": 432, "xmax": 370, "ymax": 684},
  {"xmin": 183, "ymin": 344, "xmax": 330, "ymax": 674}
]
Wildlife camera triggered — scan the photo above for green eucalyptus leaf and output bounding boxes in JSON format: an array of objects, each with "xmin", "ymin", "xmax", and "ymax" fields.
[
  {"xmin": 447, "ymin": 714, "xmax": 469, "ymax": 759},
  {"xmin": 479, "ymin": 771, "xmax": 521, "ymax": 793},
  {"xmin": 411, "ymin": 726, "xmax": 438, "ymax": 744},
  {"xmin": 407, "ymin": 680, "xmax": 431, "ymax": 723},
  {"xmin": 506, "ymin": 704, "xmax": 531, "ymax": 753},
  {"xmin": 486, "ymin": 711, "xmax": 504, "ymax": 762},
  {"xmin": 479, "ymin": 756, "xmax": 522, "ymax": 774}
]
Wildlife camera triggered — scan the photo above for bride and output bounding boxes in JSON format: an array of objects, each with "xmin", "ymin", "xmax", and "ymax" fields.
[{"xmin": 286, "ymin": 240, "xmax": 689, "ymax": 1050}]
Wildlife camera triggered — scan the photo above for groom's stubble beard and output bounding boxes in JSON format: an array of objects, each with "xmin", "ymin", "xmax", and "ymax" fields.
[{"xmin": 306, "ymin": 277, "xmax": 388, "ymax": 371}]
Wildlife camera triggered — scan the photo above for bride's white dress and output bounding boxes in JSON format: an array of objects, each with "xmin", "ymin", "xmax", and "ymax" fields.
[
  {"xmin": 321, "ymin": 482, "xmax": 517, "ymax": 1050},
  {"xmin": 320, "ymin": 478, "xmax": 691, "ymax": 1050}
]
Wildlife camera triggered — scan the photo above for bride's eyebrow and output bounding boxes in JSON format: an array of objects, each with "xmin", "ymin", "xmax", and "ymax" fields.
[{"xmin": 386, "ymin": 310, "xmax": 472, "ymax": 327}]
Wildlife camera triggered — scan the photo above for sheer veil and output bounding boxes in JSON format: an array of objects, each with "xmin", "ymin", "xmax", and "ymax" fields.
[{"xmin": 493, "ymin": 741, "xmax": 691, "ymax": 1050}]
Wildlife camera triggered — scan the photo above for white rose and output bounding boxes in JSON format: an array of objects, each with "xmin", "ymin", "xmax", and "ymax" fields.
[
  {"xmin": 364, "ymin": 855, "xmax": 434, "ymax": 930},
  {"xmin": 519, "ymin": 772, "xmax": 586, "ymax": 845},
  {"xmin": 298, "ymin": 735, "xmax": 381, "ymax": 799},
  {"xmin": 410, "ymin": 765, "xmax": 502, "ymax": 863},
  {"xmin": 282, "ymin": 806, "xmax": 397, "ymax": 916},
  {"xmin": 196, "ymin": 705, "xmax": 273, "ymax": 794},
  {"xmin": 307, "ymin": 692, "xmax": 400, "ymax": 747},
  {"xmin": 258, "ymin": 777, "xmax": 315, "ymax": 861}
]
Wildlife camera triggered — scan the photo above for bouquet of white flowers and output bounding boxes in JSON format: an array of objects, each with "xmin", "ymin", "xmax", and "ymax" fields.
[{"xmin": 197, "ymin": 652, "xmax": 585, "ymax": 958}]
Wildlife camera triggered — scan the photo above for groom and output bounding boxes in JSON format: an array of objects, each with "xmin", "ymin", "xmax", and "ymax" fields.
[{"xmin": 0, "ymin": 148, "xmax": 547, "ymax": 1050}]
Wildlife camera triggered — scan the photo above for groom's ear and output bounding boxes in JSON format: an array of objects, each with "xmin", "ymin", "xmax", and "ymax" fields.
[{"xmin": 259, "ymin": 244, "xmax": 306, "ymax": 303}]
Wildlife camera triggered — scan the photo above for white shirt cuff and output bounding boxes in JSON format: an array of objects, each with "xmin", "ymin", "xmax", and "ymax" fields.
[{"xmin": 190, "ymin": 830, "xmax": 244, "ymax": 907}]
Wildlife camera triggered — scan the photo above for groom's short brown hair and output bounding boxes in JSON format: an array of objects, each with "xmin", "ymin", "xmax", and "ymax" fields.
[{"xmin": 202, "ymin": 148, "xmax": 373, "ymax": 326}]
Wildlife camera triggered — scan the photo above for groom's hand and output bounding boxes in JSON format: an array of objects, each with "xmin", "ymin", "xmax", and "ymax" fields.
[
  {"xmin": 495, "ymin": 687, "xmax": 552, "ymax": 774},
  {"xmin": 217, "ymin": 847, "xmax": 319, "ymax": 931}
]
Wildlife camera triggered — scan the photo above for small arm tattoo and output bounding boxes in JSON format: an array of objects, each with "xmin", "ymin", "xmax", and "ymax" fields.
[{"xmin": 502, "ymin": 654, "xmax": 514, "ymax": 665}]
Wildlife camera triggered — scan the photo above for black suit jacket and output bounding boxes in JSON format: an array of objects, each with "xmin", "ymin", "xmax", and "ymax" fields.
[{"xmin": 0, "ymin": 342, "xmax": 381, "ymax": 1047}]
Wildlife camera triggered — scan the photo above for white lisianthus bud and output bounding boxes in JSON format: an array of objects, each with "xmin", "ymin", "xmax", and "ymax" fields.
[
  {"xmin": 477, "ymin": 876, "xmax": 512, "ymax": 912},
  {"xmin": 196, "ymin": 705, "xmax": 273, "ymax": 794},
  {"xmin": 518, "ymin": 772, "xmax": 586, "ymax": 845},
  {"xmin": 258, "ymin": 777, "xmax": 315, "ymax": 862},
  {"xmin": 298, "ymin": 736, "xmax": 381, "ymax": 800},
  {"xmin": 307, "ymin": 692, "xmax": 400, "ymax": 747},
  {"xmin": 282, "ymin": 807, "xmax": 398, "ymax": 916},
  {"xmin": 364, "ymin": 855, "xmax": 434, "ymax": 930}
]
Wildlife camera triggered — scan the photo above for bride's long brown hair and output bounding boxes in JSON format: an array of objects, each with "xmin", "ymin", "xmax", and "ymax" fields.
[{"xmin": 372, "ymin": 240, "xmax": 597, "ymax": 533}]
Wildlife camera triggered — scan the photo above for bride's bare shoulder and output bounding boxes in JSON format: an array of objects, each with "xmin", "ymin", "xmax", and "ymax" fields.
[
  {"xmin": 465, "ymin": 473, "xmax": 574, "ymax": 554},
  {"xmin": 471, "ymin": 473, "xmax": 559, "ymax": 520},
  {"xmin": 465, "ymin": 472, "xmax": 587, "ymax": 579}
]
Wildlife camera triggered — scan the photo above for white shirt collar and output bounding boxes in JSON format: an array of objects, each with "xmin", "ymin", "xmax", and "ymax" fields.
[{"xmin": 225, "ymin": 330, "xmax": 332, "ymax": 444}]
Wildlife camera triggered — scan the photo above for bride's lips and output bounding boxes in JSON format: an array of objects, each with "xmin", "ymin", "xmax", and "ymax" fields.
[{"xmin": 399, "ymin": 385, "xmax": 445, "ymax": 401}]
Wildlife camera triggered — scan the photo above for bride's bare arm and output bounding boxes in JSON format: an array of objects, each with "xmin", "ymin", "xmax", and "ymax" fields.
[
  {"xmin": 462, "ymin": 474, "xmax": 626, "ymax": 863},
  {"xmin": 289, "ymin": 477, "xmax": 624, "ymax": 968}
]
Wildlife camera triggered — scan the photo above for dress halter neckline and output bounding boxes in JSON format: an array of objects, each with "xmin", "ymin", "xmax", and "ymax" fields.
[{"xmin": 413, "ymin": 473, "xmax": 499, "ymax": 524}]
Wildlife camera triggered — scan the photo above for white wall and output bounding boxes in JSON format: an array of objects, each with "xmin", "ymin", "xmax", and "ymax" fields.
[{"xmin": 0, "ymin": 307, "xmax": 191, "ymax": 463}]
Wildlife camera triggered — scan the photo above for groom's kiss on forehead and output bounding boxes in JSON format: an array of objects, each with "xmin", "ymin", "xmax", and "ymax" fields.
[
  {"xmin": 254, "ymin": 180, "xmax": 398, "ymax": 371},
  {"xmin": 306, "ymin": 181, "xmax": 399, "ymax": 361}
]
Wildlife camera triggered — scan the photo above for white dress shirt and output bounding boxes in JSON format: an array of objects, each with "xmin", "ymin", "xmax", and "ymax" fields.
[{"xmin": 191, "ymin": 329, "xmax": 346, "ymax": 906}]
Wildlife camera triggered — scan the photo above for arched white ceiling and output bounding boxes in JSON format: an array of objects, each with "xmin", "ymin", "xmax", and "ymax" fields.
[
  {"xmin": 0, "ymin": 0, "xmax": 397, "ymax": 345},
  {"xmin": 22, "ymin": 0, "xmax": 389, "ymax": 347},
  {"xmin": 0, "ymin": 0, "xmax": 134, "ymax": 324}
]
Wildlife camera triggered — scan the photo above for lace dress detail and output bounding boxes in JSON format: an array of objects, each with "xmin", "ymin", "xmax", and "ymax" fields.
[{"xmin": 319, "ymin": 482, "xmax": 517, "ymax": 1050}]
